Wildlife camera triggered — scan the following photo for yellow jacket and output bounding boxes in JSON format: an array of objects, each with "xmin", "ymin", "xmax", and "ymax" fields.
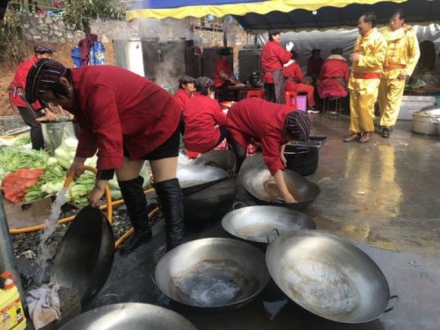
[
  {"xmin": 349, "ymin": 28, "xmax": 387, "ymax": 91},
  {"xmin": 381, "ymin": 26, "xmax": 420, "ymax": 79}
]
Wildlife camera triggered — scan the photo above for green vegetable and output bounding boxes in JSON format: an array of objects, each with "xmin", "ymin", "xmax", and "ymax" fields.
[
  {"xmin": 13, "ymin": 134, "xmax": 31, "ymax": 146},
  {"xmin": 24, "ymin": 165, "xmax": 66, "ymax": 201},
  {"xmin": 0, "ymin": 146, "xmax": 49, "ymax": 174}
]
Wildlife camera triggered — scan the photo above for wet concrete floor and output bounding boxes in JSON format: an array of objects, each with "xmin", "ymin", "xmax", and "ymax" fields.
[{"xmin": 95, "ymin": 114, "xmax": 440, "ymax": 330}]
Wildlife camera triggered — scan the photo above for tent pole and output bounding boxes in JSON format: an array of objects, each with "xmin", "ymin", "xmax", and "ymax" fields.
[{"xmin": 223, "ymin": 17, "xmax": 227, "ymax": 48}]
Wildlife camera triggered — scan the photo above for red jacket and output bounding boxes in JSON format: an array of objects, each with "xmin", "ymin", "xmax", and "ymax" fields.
[
  {"xmin": 183, "ymin": 95, "xmax": 226, "ymax": 153},
  {"xmin": 318, "ymin": 55, "xmax": 350, "ymax": 99},
  {"xmin": 174, "ymin": 89, "xmax": 196, "ymax": 111},
  {"xmin": 307, "ymin": 57, "xmax": 324, "ymax": 77},
  {"xmin": 261, "ymin": 41, "xmax": 292, "ymax": 84},
  {"xmin": 214, "ymin": 58, "xmax": 232, "ymax": 87},
  {"xmin": 9, "ymin": 56, "xmax": 42, "ymax": 109},
  {"xmin": 283, "ymin": 61, "xmax": 303, "ymax": 91},
  {"xmin": 68, "ymin": 66, "xmax": 181, "ymax": 170},
  {"xmin": 226, "ymin": 98, "xmax": 290, "ymax": 175}
]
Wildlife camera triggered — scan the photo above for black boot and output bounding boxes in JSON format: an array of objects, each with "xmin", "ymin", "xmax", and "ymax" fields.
[
  {"xmin": 154, "ymin": 178, "xmax": 184, "ymax": 251},
  {"xmin": 118, "ymin": 176, "xmax": 152, "ymax": 255}
]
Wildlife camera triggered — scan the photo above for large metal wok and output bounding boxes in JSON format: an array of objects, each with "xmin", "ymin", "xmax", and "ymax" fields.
[
  {"xmin": 266, "ymin": 230, "xmax": 398, "ymax": 323},
  {"xmin": 241, "ymin": 168, "xmax": 320, "ymax": 210},
  {"xmin": 222, "ymin": 205, "xmax": 316, "ymax": 244},
  {"xmin": 183, "ymin": 179, "xmax": 238, "ymax": 225},
  {"xmin": 190, "ymin": 150, "xmax": 237, "ymax": 175},
  {"xmin": 60, "ymin": 303, "xmax": 197, "ymax": 330},
  {"xmin": 177, "ymin": 164, "xmax": 229, "ymax": 195},
  {"xmin": 51, "ymin": 206, "xmax": 115, "ymax": 304},
  {"xmin": 155, "ymin": 238, "xmax": 270, "ymax": 310}
]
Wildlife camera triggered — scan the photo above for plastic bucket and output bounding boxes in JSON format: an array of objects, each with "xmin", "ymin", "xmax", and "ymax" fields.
[{"xmin": 41, "ymin": 122, "xmax": 76, "ymax": 154}]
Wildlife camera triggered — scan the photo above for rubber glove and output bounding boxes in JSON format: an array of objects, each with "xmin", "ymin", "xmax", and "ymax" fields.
[{"xmin": 286, "ymin": 42, "xmax": 294, "ymax": 52}]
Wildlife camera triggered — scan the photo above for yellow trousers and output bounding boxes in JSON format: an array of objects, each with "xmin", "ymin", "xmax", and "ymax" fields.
[
  {"xmin": 349, "ymin": 81, "xmax": 379, "ymax": 133},
  {"xmin": 378, "ymin": 77, "xmax": 406, "ymax": 127}
]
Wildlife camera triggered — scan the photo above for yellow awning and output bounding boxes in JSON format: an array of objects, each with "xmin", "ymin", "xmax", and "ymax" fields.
[{"xmin": 126, "ymin": 0, "xmax": 407, "ymax": 21}]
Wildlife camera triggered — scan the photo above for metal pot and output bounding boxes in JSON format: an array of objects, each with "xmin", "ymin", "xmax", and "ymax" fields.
[
  {"xmin": 177, "ymin": 164, "xmax": 229, "ymax": 195},
  {"xmin": 51, "ymin": 206, "xmax": 115, "ymax": 304},
  {"xmin": 155, "ymin": 238, "xmax": 270, "ymax": 310},
  {"xmin": 190, "ymin": 150, "xmax": 237, "ymax": 175},
  {"xmin": 60, "ymin": 303, "xmax": 197, "ymax": 330},
  {"xmin": 411, "ymin": 106, "xmax": 440, "ymax": 135},
  {"xmin": 221, "ymin": 205, "xmax": 316, "ymax": 244},
  {"xmin": 266, "ymin": 230, "xmax": 398, "ymax": 323},
  {"xmin": 183, "ymin": 179, "xmax": 238, "ymax": 225},
  {"xmin": 241, "ymin": 168, "xmax": 320, "ymax": 210}
]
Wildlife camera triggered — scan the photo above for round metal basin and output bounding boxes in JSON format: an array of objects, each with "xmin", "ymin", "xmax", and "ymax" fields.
[
  {"xmin": 190, "ymin": 150, "xmax": 237, "ymax": 175},
  {"xmin": 241, "ymin": 168, "xmax": 320, "ymax": 210},
  {"xmin": 222, "ymin": 205, "xmax": 316, "ymax": 244},
  {"xmin": 177, "ymin": 164, "xmax": 229, "ymax": 195},
  {"xmin": 60, "ymin": 303, "xmax": 197, "ymax": 330},
  {"xmin": 155, "ymin": 238, "xmax": 270, "ymax": 310},
  {"xmin": 266, "ymin": 230, "xmax": 398, "ymax": 323},
  {"xmin": 51, "ymin": 206, "xmax": 115, "ymax": 304},
  {"xmin": 183, "ymin": 179, "xmax": 238, "ymax": 225}
]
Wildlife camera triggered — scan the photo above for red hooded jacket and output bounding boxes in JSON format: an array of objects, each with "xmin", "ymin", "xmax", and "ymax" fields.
[
  {"xmin": 283, "ymin": 60, "xmax": 304, "ymax": 91},
  {"xmin": 68, "ymin": 66, "xmax": 181, "ymax": 170},
  {"xmin": 261, "ymin": 41, "xmax": 292, "ymax": 84},
  {"xmin": 318, "ymin": 55, "xmax": 350, "ymax": 98},
  {"xmin": 183, "ymin": 95, "xmax": 227, "ymax": 153},
  {"xmin": 226, "ymin": 98, "xmax": 290, "ymax": 175},
  {"xmin": 10, "ymin": 56, "xmax": 42, "ymax": 109}
]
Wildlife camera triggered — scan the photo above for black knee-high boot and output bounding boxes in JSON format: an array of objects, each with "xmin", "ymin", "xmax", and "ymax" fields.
[
  {"xmin": 118, "ymin": 176, "xmax": 152, "ymax": 255},
  {"xmin": 154, "ymin": 178, "xmax": 184, "ymax": 251}
]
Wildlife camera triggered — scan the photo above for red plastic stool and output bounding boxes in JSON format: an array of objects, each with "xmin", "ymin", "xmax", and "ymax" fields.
[
  {"xmin": 246, "ymin": 89, "xmax": 265, "ymax": 99},
  {"xmin": 284, "ymin": 91, "xmax": 298, "ymax": 111}
]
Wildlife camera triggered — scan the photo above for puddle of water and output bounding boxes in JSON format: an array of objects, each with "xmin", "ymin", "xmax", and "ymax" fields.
[{"xmin": 36, "ymin": 187, "xmax": 67, "ymax": 283}]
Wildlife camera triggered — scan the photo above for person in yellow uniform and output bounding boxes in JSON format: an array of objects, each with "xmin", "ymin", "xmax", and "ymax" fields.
[
  {"xmin": 378, "ymin": 10, "xmax": 420, "ymax": 138},
  {"xmin": 344, "ymin": 12, "xmax": 386, "ymax": 144}
]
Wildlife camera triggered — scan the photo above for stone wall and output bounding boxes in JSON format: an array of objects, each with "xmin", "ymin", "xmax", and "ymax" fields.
[{"xmin": 22, "ymin": 13, "xmax": 253, "ymax": 48}]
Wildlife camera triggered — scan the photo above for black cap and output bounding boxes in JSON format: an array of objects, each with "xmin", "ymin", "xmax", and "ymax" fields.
[
  {"xmin": 268, "ymin": 29, "xmax": 281, "ymax": 36},
  {"xmin": 34, "ymin": 44, "xmax": 56, "ymax": 54}
]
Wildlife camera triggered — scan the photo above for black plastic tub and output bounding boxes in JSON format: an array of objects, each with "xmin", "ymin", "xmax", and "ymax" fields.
[{"xmin": 284, "ymin": 136, "xmax": 327, "ymax": 176}]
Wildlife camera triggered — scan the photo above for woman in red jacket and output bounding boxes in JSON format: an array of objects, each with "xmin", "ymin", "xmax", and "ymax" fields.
[
  {"xmin": 226, "ymin": 98, "xmax": 311, "ymax": 203},
  {"xmin": 261, "ymin": 29, "xmax": 293, "ymax": 104},
  {"xmin": 174, "ymin": 75, "xmax": 197, "ymax": 111},
  {"xmin": 25, "ymin": 59, "xmax": 184, "ymax": 255},
  {"xmin": 284, "ymin": 50, "xmax": 318, "ymax": 113},
  {"xmin": 183, "ymin": 77, "xmax": 227, "ymax": 153}
]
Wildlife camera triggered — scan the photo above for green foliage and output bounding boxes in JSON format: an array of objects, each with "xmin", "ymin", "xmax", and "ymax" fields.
[
  {"xmin": 0, "ymin": 10, "xmax": 26, "ymax": 65},
  {"xmin": 63, "ymin": 0, "xmax": 126, "ymax": 33}
]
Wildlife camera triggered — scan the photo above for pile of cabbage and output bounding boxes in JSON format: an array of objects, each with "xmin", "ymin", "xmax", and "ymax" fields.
[{"xmin": 0, "ymin": 135, "xmax": 151, "ymax": 204}]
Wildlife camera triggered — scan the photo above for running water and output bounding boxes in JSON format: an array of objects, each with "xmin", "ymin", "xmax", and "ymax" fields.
[{"xmin": 36, "ymin": 187, "xmax": 68, "ymax": 283}]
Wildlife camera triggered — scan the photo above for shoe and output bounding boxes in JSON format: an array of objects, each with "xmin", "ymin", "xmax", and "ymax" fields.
[
  {"xmin": 119, "ymin": 176, "xmax": 153, "ymax": 255},
  {"xmin": 359, "ymin": 132, "xmax": 373, "ymax": 143},
  {"xmin": 307, "ymin": 107, "xmax": 320, "ymax": 114},
  {"xmin": 119, "ymin": 230, "xmax": 152, "ymax": 255},
  {"xmin": 382, "ymin": 127, "xmax": 390, "ymax": 138},
  {"xmin": 343, "ymin": 133, "xmax": 360, "ymax": 142},
  {"xmin": 154, "ymin": 178, "xmax": 184, "ymax": 251}
]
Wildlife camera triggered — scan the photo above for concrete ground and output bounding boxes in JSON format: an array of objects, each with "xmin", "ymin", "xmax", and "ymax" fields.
[{"xmin": 93, "ymin": 114, "xmax": 440, "ymax": 330}]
